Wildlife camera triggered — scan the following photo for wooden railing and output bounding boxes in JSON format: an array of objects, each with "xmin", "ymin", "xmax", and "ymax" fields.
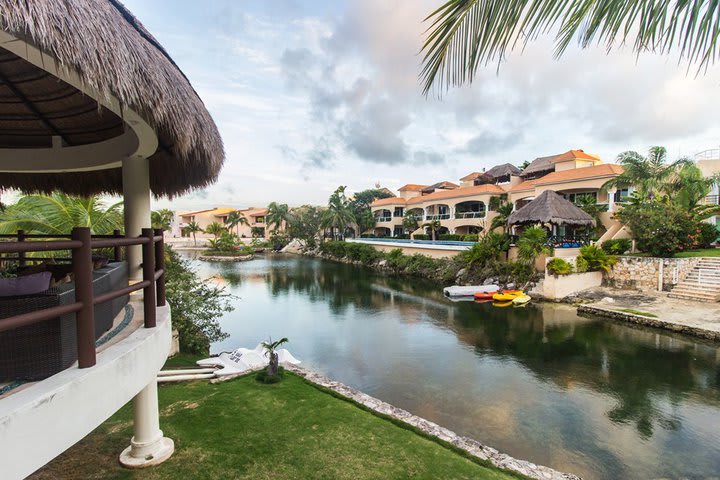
[{"xmin": 0, "ymin": 227, "xmax": 165, "ymax": 369}]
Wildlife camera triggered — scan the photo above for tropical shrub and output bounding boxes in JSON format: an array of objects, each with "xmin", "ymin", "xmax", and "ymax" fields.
[
  {"xmin": 206, "ymin": 232, "xmax": 242, "ymax": 254},
  {"xmin": 616, "ymin": 200, "xmax": 696, "ymax": 257},
  {"xmin": 546, "ymin": 257, "xmax": 574, "ymax": 275},
  {"xmin": 344, "ymin": 243, "xmax": 382, "ymax": 265},
  {"xmin": 578, "ymin": 245, "xmax": 617, "ymax": 272},
  {"xmin": 601, "ymin": 238, "xmax": 632, "ymax": 255},
  {"xmin": 691, "ymin": 222, "xmax": 719, "ymax": 248},
  {"xmin": 457, "ymin": 232, "xmax": 509, "ymax": 269},
  {"xmin": 413, "ymin": 234, "xmax": 430, "ymax": 240},
  {"xmin": 320, "ymin": 240, "xmax": 347, "ymax": 258},
  {"xmin": 516, "ymin": 226, "xmax": 550, "ymax": 263},
  {"xmin": 384, "ymin": 248, "xmax": 407, "ymax": 273},
  {"xmin": 461, "ymin": 234, "xmax": 479, "ymax": 242},
  {"xmin": 439, "ymin": 234, "xmax": 464, "ymax": 241},
  {"xmin": 164, "ymin": 247, "xmax": 231, "ymax": 354}
]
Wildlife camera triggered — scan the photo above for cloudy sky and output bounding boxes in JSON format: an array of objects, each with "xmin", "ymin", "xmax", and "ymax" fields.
[{"xmin": 121, "ymin": 0, "xmax": 720, "ymax": 211}]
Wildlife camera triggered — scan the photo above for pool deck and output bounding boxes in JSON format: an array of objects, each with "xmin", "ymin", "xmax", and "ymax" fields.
[{"xmin": 573, "ymin": 287, "xmax": 720, "ymax": 341}]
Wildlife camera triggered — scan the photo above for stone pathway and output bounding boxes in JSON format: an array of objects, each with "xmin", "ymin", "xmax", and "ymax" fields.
[
  {"xmin": 286, "ymin": 365, "xmax": 580, "ymax": 480},
  {"xmin": 572, "ymin": 287, "xmax": 720, "ymax": 341}
]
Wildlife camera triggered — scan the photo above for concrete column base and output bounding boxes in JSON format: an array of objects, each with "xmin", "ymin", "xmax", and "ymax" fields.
[{"xmin": 119, "ymin": 436, "xmax": 174, "ymax": 468}]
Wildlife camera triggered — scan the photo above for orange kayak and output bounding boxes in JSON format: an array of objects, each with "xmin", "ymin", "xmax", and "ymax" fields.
[
  {"xmin": 502, "ymin": 290, "xmax": 522, "ymax": 295},
  {"xmin": 474, "ymin": 291, "xmax": 498, "ymax": 300}
]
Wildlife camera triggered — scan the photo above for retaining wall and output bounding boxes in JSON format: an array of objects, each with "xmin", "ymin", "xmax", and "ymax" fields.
[{"xmin": 605, "ymin": 257, "xmax": 700, "ymax": 292}]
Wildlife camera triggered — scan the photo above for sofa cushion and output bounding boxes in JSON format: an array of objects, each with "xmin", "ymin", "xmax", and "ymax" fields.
[{"xmin": 0, "ymin": 271, "xmax": 52, "ymax": 297}]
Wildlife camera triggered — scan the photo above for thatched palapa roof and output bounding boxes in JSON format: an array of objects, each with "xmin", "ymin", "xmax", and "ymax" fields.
[
  {"xmin": 0, "ymin": 0, "xmax": 224, "ymax": 197},
  {"xmin": 507, "ymin": 190, "xmax": 595, "ymax": 226},
  {"xmin": 485, "ymin": 163, "xmax": 521, "ymax": 179}
]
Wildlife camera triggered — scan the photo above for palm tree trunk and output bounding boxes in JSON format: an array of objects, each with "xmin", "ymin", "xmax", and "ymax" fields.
[{"xmin": 193, "ymin": 232, "xmax": 197, "ymax": 246}]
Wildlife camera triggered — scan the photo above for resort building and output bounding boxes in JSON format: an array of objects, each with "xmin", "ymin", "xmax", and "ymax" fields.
[
  {"xmin": 0, "ymin": 2, "xmax": 223, "ymax": 477},
  {"xmin": 370, "ymin": 149, "xmax": 628, "ymax": 240},
  {"xmin": 176, "ymin": 207, "xmax": 270, "ymax": 239}
]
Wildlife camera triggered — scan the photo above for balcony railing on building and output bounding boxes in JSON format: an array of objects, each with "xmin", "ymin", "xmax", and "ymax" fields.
[
  {"xmin": 425, "ymin": 214, "xmax": 450, "ymax": 220},
  {"xmin": 455, "ymin": 211, "xmax": 486, "ymax": 219},
  {"xmin": 0, "ymin": 227, "xmax": 165, "ymax": 381},
  {"xmin": 375, "ymin": 216, "xmax": 392, "ymax": 223}
]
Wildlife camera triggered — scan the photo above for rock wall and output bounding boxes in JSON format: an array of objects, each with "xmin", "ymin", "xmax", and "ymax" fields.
[{"xmin": 605, "ymin": 257, "xmax": 700, "ymax": 292}]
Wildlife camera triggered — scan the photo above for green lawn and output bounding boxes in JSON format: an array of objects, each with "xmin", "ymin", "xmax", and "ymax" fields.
[
  {"xmin": 673, "ymin": 248, "xmax": 720, "ymax": 258},
  {"xmin": 623, "ymin": 248, "xmax": 720, "ymax": 258},
  {"xmin": 31, "ymin": 371, "xmax": 520, "ymax": 480}
]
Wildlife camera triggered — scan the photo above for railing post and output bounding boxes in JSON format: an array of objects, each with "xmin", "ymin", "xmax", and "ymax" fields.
[
  {"xmin": 17, "ymin": 230, "xmax": 25, "ymax": 268},
  {"xmin": 154, "ymin": 228, "xmax": 166, "ymax": 307},
  {"xmin": 141, "ymin": 228, "xmax": 156, "ymax": 328},
  {"xmin": 72, "ymin": 227, "xmax": 96, "ymax": 368},
  {"xmin": 113, "ymin": 229, "xmax": 122, "ymax": 262}
]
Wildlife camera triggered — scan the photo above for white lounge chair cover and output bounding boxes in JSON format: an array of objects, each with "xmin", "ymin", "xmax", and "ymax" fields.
[
  {"xmin": 443, "ymin": 285, "xmax": 499, "ymax": 297},
  {"xmin": 196, "ymin": 343, "xmax": 301, "ymax": 377}
]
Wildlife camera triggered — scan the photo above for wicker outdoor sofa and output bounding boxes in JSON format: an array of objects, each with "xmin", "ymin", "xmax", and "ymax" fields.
[{"xmin": 0, "ymin": 261, "xmax": 129, "ymax": 381}]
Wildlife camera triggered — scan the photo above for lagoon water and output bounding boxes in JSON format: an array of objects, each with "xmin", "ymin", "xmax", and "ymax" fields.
[{"xmin": 188, "ymin": 253, "xmax": 720, "ymax": 479}]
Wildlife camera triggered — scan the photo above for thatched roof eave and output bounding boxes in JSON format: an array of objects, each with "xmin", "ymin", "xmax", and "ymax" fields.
[{"xmin": 0, "ymin": 0, "xmax": 224, "ymax": 198}]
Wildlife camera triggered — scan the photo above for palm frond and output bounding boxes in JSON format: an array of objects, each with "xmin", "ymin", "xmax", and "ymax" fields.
[{"xmin": 421, "ymin": 0, "xmax": 720, "ymax": 95}]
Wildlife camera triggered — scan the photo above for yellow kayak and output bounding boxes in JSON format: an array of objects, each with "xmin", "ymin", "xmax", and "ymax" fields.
[
  {"xmin": 492, "ymin": 291, "xmax": 523, "ymax": 302},
  {"xmin": 512, "ymin": 294, "xmax": 531, "ymax": 305},
  {"xmin": 492, "ymin": 300, "xmax": 513, "ymax": 308}
]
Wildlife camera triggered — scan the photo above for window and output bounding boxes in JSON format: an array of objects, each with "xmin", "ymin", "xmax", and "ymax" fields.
[
  {"xmin": 393, "ymin": 207, "xmax": 404, "ymax": 217},
  {"xmin": 255, "ymin": 216, "xmax": 264, "ymax": 223},
  {"xmin": 613, "ymin": 189, "xmax": 630, "ymax": 203},
  {"xmin": 566, "ymin": 192, "xmax": 597, "ymax": 204}
]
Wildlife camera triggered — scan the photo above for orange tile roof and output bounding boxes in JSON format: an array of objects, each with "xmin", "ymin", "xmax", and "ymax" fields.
[
  {"xmin": 371, "ymin": 197, "xmax": 406, "ymax": 207},
  {"xmin": 398, "ymin": 183, "xmax": 428, "ymax": 191},
  {"xmin": 551, "ymin": 149, "xmax": 601, "ymax": 163},
  {"xmin": 510, "ymin": 164, "xmax": 623, "ymax": 192},
  {"xmin": 508, "ymin": 179, "xmax": 540, "ymax": 193},
  {"xmin": 179, "ymin": 208, "xmax": 219, "ymax": 216},
  {"xmin": 459, "ymin": 172, "xmax": 484, "ymax": 181},
  {"xmin": 244, "ymin": 208, "xmax": 268, "ymax": 217},
  {"xmin": 407, "ymin": 184, "xmax": 505, "ymax": 204},
  {"xmin": 212, "ymin": 207, "xmax": 239, "ymax": 216},
  {"xmin": 535, "ymin": 163, "xmax": 623, "ymax": 184}
]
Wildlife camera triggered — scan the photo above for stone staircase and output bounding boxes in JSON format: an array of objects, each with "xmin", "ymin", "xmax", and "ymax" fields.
[{"xmin": 669, "ymin": 258, "xmax": 720, "ymax": 302}]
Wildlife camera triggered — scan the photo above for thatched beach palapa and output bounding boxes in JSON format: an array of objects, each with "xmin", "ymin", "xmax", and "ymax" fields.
[
  {"xmin": 485, "ymin": 163, "xmax": 520, "ymax": 179},
  {"xmin": 0, "ymin": 0, "xmax": 224, "ymax": 197},
  {"xmin": 507, "ymin": 190, "xmax": 595, "ymax": 227}
]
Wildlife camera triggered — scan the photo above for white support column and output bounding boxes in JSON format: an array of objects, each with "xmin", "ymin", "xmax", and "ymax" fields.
[
  {"xmin": 122, "ymin": 155, "xmax": 151, "ymax": 280},
  {"xmin": 119, "ymin": 381, "xmax": 174, "ymax": 468},
  {"xmin": 608, "ymin": 188, "xmax": 616, "ymax": 212}
]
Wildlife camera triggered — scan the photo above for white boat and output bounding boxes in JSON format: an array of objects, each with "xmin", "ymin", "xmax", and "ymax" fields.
[{"xmin": 443, "ymin": 285, "xmax": 499, "ymax": 297}]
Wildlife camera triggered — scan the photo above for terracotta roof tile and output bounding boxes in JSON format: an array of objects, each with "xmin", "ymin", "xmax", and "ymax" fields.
[
  {"xmin": 407, "ymin": 184, "xmax": 505, "ymax": 204},
  {"xmin": 459, "ymin": 171, "xmax": 484, "ymax": 181},
  {"xmin": 534, "ymin": 164, "xmax": 623, "ymax": 184},
  {"xmin": 398, "ymin": 184, "xmax": 428, "ymax": 191},
  {"xmin": 371, "ymin": 197, "xmax": 406, "ymax": 207},
  {"xmin": 510, "ymin": 164, "xmax": 623, "ymax": 191}
]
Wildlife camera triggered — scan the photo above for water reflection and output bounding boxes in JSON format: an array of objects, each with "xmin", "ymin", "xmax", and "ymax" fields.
[{"xmin": 190, "ymin": 254, "xmax": 720, "ymax": 480}]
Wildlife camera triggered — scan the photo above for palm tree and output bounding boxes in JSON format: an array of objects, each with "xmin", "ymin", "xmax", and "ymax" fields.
[
  {"xmin": 266, "ymin": 202, "xmax": 291, "ymax": 232},
  {"xmin": 667, "ymin": 163, "xmax": 720, "ymax": 219},
  {"xmin": 0, "ymin": 192, "xmax": 123, "ymax": 235},
  {"xmin": 261, "ymin": 337, "xmax": 289, "ymax": 377},
  {"xmin": 490, "ymin": 201, "xmax": 514, "ymax": 233},
  {"xmin": 322, "ymin": 186, "xmax": 354, "ymax": 240},
  {"xmin": 421, "ymin": 219, "xmax": 442, "ymax": 241},
  {"xmin": 602, "ymin": 147, "xmax": 690, "ymax": 200},
  {"xmin": 226, "ymin": 210, "xmax": 249, "ymax": 236},
  {"xmin": 421, "ymin": 1, "xmax": 720, "ymax": 95},
  {"xmin": 185, "ymin": 221, "xmax": 202, "ymax": 246},
  {"xmin": 204, "ymin": 221, "xmax": 226, "ymax": 240},
  {"xmin": 402, "ymin": 212, "xmax": 420, "ymax": 235},
  {"xmin": 151, "ymin": 209, "xmax": 174, "ymax": 231},
  {"xmin": 517, "ymin": 226, "xmax": 550, "ymax": 264},
  {"xmin": 574, "ymin": 194, "xmax": 607, "ymax": 237}
]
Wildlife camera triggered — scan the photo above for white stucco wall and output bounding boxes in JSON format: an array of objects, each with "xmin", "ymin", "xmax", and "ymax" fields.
[
  {"xmin": 543, "ymin": 271, "xmax": 603, "ymax": 299},
  {"xmin": 0, "ymin": 305, "xmax": 172, "ymax": 480}
]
